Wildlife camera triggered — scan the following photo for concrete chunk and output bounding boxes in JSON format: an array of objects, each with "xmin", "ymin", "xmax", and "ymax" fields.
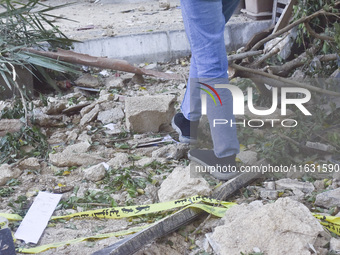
[
  {"xmin": 125, "ymin": 95, "xmax": 176, "ymax": 133},
  {"xmin": 275, "ymin": 178, "xmax": 315, "ymax": 193},
  {"xmin": 158, "ymin": 166, "xmax": 211, "ymax": 202},
  {"xmin": 209, "ymin": 197, "xmax": 324, "ymax": 255},
  {"xmin": 315, "ymin": 188, "xmax": 340, "ymax": 208}
]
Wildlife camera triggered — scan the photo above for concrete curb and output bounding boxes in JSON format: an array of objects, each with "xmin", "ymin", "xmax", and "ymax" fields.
[{"xmin": 73, "ymin": 19, "xmax": 272, "ymax": 64}]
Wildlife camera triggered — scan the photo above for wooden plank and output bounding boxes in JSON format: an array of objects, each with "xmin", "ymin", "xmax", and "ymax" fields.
[
  {"xmin": 91, "ymin": 172, "xmax": 262, "ymax": 255},
  {"xmin": 273, "ymin": 0, "xmax": 298, "ymax": 33}
]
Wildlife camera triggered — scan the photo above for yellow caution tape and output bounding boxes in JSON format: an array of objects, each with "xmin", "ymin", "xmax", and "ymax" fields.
[
  {"xmin": 51, "ymin": 195, "xmax": 236, "ymax": 220},
  {"xmin": 16, "ymin": 197, "xmax": 234, "ymax": 254},
  {"xmin": 11, "ymin": 195, "xmax": 340, "ymax": 254},
  {"xmin": 313, "ymin": 214, "xmax": 340, "ymax": 236},
  {"xmin": 0, "ymin": 213, "xmax": 23, "ymax": 221}
]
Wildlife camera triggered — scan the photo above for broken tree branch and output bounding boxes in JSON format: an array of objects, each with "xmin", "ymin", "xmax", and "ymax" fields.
[
  {"xmin": 266, "ymin": 46, "xmax": 319, "ymax": 76},
  {"xmin": 227, "ymin": 50, "xmax": 263, "ymax": 62},
  {"xmin": 318, "ymin": 54, "xmax": 338, "ymax": 62},
  {"xmin": 251, "ymin": 10, "xmax": 335, "ymax": 51},
  {"xmin": 231, "ymin": 63, "xmax": 340, "ymax": 97},
  {"xmin": 304, "ymin": 22, "xmax": 335, "ymax": 42},
  {"xmin": 251, "ymin": 48, "xmax": 280, "ymax": 68},
  {"xmin": 22, "ymin": 48, "xmax": 183, "ymax": 80}
]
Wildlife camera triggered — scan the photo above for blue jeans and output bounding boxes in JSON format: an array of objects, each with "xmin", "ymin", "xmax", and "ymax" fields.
[{"xmin": 180, "ymin": 0, "xmax": 240, "ymax": 158}]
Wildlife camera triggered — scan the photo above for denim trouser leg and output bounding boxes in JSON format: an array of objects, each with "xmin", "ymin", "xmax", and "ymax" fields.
[{"xmin": 180, "ymin": 0, "xmax": 240, "ymax": 158}]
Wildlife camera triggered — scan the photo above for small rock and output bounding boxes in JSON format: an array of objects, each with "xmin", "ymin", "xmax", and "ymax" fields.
[
  {"xmin": 97, "ymin": 108, "xmax": 124, "ymax": 124},
  {"xmin": 107, "ymin": 153, "xmax": 129, "ymax": 167},
  {"xmin": 75, "ymin": 74, "xmax": 101, "ymax": 88},
  {"xmin": 77, "ymin": 132, "xmax": 92, "ymax": 143},
  {"xmin": 45, "ymin": 101, "xmax": 67, "ymax": 115},
  {"xmin": 105, "ymin": 77, "xmax": 124, "ymax": 89},
  {"xmin": 315, "ymin": 188, "xmax": 340, "ymax": 208},
  {"xmin": 32, "ymin": 108, "xmax": 63, "ymax": 127},
  {"xmin": 237, "ymin": 150, "xmax": 257, "ymax": 165},
  {"xmin": 0, "ymin": 164, "xmax": 22, "ymax": 186},
  {"xmin": 263, "ymin": 181, "xmax": 275, "ymax": 190},
  {"xmin": 159, "ymin": 0, "xmax": 170, "ymax": 9},
  {"xmin": 18, "ymin": 157, "xmax": 40, "ymax": 170},
  {"xmin": 275, "ymin": 178, "xmax": 315, "ymax": 193},
  {"xmin": 98, "ymin": 92, "xmax": 114, "ymax": 102},
  {"xmin": 135, "ymin": 157, "xmax": 155, "ymax": 167},
  {"xmin": 80, "ymin": 104, "xmax": 100, "ymax": 126},
  {"xmin": 132, "ymin": 74, "xmax": 144, "ymax": 84},
  {"xmin": 49, "ymin": 153, "xmax": 105, "ymax": 167},
  {"xmin": 330, "ymin": 237, "xmax": 340, "ymax": 253},
  {"xmin": 0, "ymin": 119, "xmax": 24, "ymax": 136},
  {"xmin": 66, "ymin": 129, "xmax": 78, "ymax": 142},
  {"xmin": 125, "ymin": 95, "xmax": 176, "ymax": 133},
  {"xmin": 63, "ymin": 142, "xmax": 91, "ymax": 154},
  {"xmin": 314, "ymin": 180, "xmax": 325, "ymax": 191},
  {"xmin": 84, "ymin": 163, "xmax": 106, "ymax": 182},
  {"xmin": 158, "ymin": 166, "xmax": 211, "ymax": 202},
  {"xmin": 138, "ymin": 5, "xmax": 146, "ymax": 11},
  {"xmin": 260, "ymin": 189, "xmax": 278, "ymax": 200},
  {"xmin": 151, "ymin": 144, "xmax": 189, "ymax": 160}
]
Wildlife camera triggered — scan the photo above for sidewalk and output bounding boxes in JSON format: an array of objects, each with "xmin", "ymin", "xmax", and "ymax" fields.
[{"xmin": 47, "ymin": 0, "xmax": 272, "ymax": 63}]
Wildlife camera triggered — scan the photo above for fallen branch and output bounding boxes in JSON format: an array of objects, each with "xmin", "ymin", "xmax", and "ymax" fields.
[
  {"xmin": 22, "ymin": 48, "xmax": 183, "ymax": 80},
  {"xmin": 266, "ymin": 46, "xmax": 319, "ymax": 76},
  {"xmin": 251, "ymin": 10, "xmax": 334, "ymax": 51},
  {"xmin": 227, "ymin": 50, "xmax": 263, "ymax": 62},
  {"xmin": 91, "ymin": 172, "xmax": 261, "ymax": 255},
  {"xmin": 251, "ymin": 48, "xmax": 280, "ymax": 69},
  {"xmin": 318, "ymin": 54, "xmax": 338, "ymax": 62},
  {"xmin": 304, "ymin": 22, "xmax": 335, "ymax": 42},
  {"xmin": 231, "ymin": 63, "xmax": 340, "ymax": 97}
]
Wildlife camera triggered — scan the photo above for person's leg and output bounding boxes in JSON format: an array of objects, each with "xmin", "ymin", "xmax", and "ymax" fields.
[
  {"xmin": 179, "ymin": 0, "xmax": 240, "ymax": 158},
  {"xmin": 222, "ymin": 0, "xmax": 241, "ymax": 23}
]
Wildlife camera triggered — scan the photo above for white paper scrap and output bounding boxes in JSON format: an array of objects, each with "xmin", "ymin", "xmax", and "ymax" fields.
[{"xmin": 14, "ymin": 192, "xmax": 62, "ymax": 244}]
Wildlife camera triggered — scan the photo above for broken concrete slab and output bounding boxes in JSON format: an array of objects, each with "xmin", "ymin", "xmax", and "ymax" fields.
[
  {"xmin": 125, "ymin": 95, "xmax": 176, "ymax": 133},
  {"xmin": 18, "ymin": 157, "xmax": 40, "ymax": 170},
  {"xmin": 49, "ymin": 142, "xmax": 105, "ymax": 167},
  {"xmin": 158, "ymin": 166, "xmax": 211, "ymax": 202},
  {"xmin": 83, "ymin": 163, "xmax": 107, "ymax": 182},
  {"xmin": 0, "ymin": 164, "xmax": 22, "ymax": 186},
  {"xmin": 49, "ymin": 153, "xmax": 105, "ymax": 167},
  {"xmin": 63, "ymin": 142, "xmax": 91, "ymax": 154},
  {"xmin": 315, "ymin": 188, "xmax": 340, "ymax": 208},
  {"xmin": 275, "ymin": 178, "xmax": 315, "ymax": 193},
  {"xmin": 80, "ymin": 104, "xmax": 100, "ymax": 126},
  {"xmin": 97, "ymin": 107, "xmax": 124, "ymax": 124},
  {"xmin": 208, "ymin": 197, "xmax": 324, "ymax": 255},
  {"xmin": 107, "ymin": 153, "xmax": 129, "ymax": 168}
]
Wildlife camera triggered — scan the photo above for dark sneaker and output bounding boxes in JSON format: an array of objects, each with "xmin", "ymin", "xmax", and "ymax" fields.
[
  {"xmin": 188, "ymin": 149, "xmax": 239, "ymax": 181},
  {"xmin": 171, "ymin": 113, "xmax": 199, "ymax": 143}
]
